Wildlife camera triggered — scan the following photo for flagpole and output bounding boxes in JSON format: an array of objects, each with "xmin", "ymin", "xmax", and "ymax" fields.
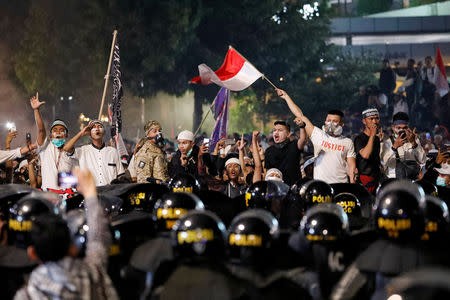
[
  {"xmin": 229, "ymin": 45, "xmax": 279, "ymax": 90},
  {"xmin": 98, "ymin": 30, "xmax": 118, "ymax": 120},
  {"xmin": 193, "ymin": 99, "xmax": 216, "ymax": 137},
  {"xmin": 193, "ymin": 88, "xmax": 224, "ymax": 136}
]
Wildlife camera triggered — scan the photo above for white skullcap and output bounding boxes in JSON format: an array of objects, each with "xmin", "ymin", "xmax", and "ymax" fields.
[
  {"xmin": 177, "ymin": 130, "xmax": 194, "ymax": 141},
  {"xmin": 265, "ymin": 168, "xmax": 283, "ymax": 181},
  {"xmin": 17, "ymin": 160, "xmax": 28, "ymax": 172},
  {"xmin": 435, "ymin": 163, "xmax": 450, "ymax": 175},
  {"xmin": 225, "ymin": 158, "xmax": 241, "ymax": 168}
]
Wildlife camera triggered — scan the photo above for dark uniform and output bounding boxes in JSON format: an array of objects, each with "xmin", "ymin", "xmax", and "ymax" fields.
[
  {"xmin": 289, "ymin": 204, "xmax": 376, "ymax": 299},
  {"xmin": 157, "ymin": 210, "xmax": 248, "ymax": 300},
  {"xmin": 331, "ymin": 181, "xmax": 435, "ymax": 300}
]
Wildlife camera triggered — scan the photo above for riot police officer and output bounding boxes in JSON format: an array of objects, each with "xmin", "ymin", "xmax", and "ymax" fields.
[{"xmin": 158, "ymin": 210, "xmax": 247, "ymax": 300}]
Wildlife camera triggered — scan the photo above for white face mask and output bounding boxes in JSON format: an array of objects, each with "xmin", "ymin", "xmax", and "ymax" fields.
[{"xmin": 323, "ymin": 121, "xmax": 343, "ymax": 136}]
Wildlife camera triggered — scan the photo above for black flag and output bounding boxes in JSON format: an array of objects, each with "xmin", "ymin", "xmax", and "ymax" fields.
[{"xmin": 111, "ymin": 38, "xmax": 123, "ymax": 138}]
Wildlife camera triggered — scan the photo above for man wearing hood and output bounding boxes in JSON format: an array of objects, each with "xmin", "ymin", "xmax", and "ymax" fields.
[
  {"xmin": 63, "ymin": 120, "xmax": 125, "ymax": 186},
  {"xmin": 277, "ymin": 89, "xmax": 356, "ymax": 184},
  {"xmin": 31, "ymin": 93, "xmax": 77, "ymax": 190}
]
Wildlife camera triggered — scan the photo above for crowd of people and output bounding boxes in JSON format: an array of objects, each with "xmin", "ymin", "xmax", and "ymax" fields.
[
  {"xmin": 352, "ymin": 56, "xmax": 449, "ymax": 131},
  {"xmin": 0, "ymin": 54, "xmax": 449, "ymax": 299}
]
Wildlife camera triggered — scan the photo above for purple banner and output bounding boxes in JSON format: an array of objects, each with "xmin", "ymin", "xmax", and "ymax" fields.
[{"xmin": 210, "ymin": 87, "xmax": 230, "ymax": 152}]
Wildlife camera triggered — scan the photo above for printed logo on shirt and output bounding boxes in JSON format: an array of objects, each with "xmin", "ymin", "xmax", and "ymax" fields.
[
  {"xmin": 320, "ymin": 140, "xmax": 346, "ymax": 152},
  {"xmin": 138, "ymin": 161, "xmax": 146, "ymax": 169}
]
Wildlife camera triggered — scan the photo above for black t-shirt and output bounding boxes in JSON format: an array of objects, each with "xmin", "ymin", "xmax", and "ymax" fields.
[
  {"xmin": 265, "ymin": 140, "xmax": 301, "ymax": 186},
  {"xmin": 353, "ymin": 133, "xmax": 381, "ymax": 178}
]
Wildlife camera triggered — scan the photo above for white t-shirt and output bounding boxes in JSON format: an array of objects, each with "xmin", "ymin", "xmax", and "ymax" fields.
[
  {"xmin": 70, "ymin": 144, "xmax": 125, "ymax": 186},
  {"xmin": 39, "ymin": 138, "xmax": 78, "ymax": 190},
  {"xmin": 310, "ymin": 127, "xmax": 356, "ymax": 184}
]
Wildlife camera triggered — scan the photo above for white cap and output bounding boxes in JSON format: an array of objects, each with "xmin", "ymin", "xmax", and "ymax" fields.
[
  {"xmin": 265, "ymin": 168, "xmax": 283, "ymax": 182},
  {"xmin": 225, "ymin": 158, "xmax": 241, "ymax": 168},
  {"xmin": 435, "ymin": 163, "xmax": 450, "ymax": 175},
  {"xmin": 177, "ymin": 130, "xmax": 194, "ymax": 141},
  {"xmin": 16, "ymin": 160, "xmax": 28, "ymax": 172}
]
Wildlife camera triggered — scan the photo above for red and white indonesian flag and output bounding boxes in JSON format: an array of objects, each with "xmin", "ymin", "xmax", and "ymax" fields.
[
  {"xmin": 435, "ymin": 47, "xmax": 449, "ymax": 97},
  {"xmin": 190, "ymin": 47, "xmax": 262, "ymax": 91}
]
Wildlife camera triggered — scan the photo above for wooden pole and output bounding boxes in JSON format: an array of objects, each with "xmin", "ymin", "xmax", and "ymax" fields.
[
  {"xmin": 98, "ymin": 30, "xmax": 118, "ymax": 120},
  {"xmin": 193, "ymin": 99, "xmax": 216, "ymax": 137},
  {"xmin": 229, "ymin": 45, "xmax": 278, "ymax": 90}
]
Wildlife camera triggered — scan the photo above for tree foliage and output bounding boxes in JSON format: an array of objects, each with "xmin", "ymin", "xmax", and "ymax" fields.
[{"xmin": 9, "ymin": 0, "xmax": 376, "ymax": 133}]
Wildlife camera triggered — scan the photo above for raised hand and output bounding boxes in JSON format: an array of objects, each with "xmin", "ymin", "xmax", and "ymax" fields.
[
  {"xmin": 293, "ymin": 117, "xmax": 305, "ymax": 127},
  {"xmin": 199, "ymin": 142, "xmax": 209, "ymax": 155},
  {"xmin": 6, "ymin": 130, "xmax": 18, "ymax": 144},
  {"xmin": 73, "ymin": 167, "xmax": 97, "ymax": 199},
  {"xmin": 237, "ymin": 134, "xmax": 245, "ymax": 151},
  {"xmin": 276, "ymin": 88, "xmax": 287, "ymax": 99},
  {"xmin": 436, "ymin": 149, "xmax": 450, "ymax": 165},
  {"xmin": 376, "ymin": 127, "xmax": 384, "ymax": 141},
  {"xmin": 30, "ymin": 92, "xmax": 46, "ymax": 110},
  {"xmin": 393, "ymin": 134, "xmax": 407, "ymax": 149},
  {"xmin": 406, "ymin": 128, "xmax": 417, "ymax": 145},
  {"xmin": 81, "ymin": 121, "xmax": 95, "ymax": 136}
]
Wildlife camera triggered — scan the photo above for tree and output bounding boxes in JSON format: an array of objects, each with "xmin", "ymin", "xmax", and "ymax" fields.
[
  {"xmin": 12, "ymin": 0, "xmax": 204, "ymax": 132},
  {"xmin": 11, "ymin": 0, "xmax": 336, "ymax": 133},
  {"xmin": 190, "ymin": 0, "xmax": 332, "ymax": 130},
  {"xmin": 297, "ymin": 48, "xmax": 379, "ymax": 124},
  {"xmin": 12, "ymin": 0, "xmax": 113, "ymax": 129}
]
